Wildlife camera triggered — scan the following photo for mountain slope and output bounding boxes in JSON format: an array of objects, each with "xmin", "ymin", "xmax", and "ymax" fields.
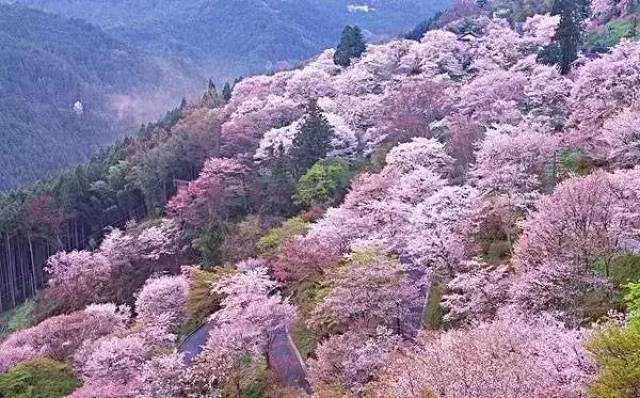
[
  {"xmin": 0, "ymin": 4, "xmax": 204, "ymax": 190},
  {"xmin": 8, "ymin": 0, "xmax": 452, "ymax": 81}
]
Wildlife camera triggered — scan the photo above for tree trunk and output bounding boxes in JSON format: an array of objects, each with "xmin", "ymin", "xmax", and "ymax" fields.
[
  {"xmin": 28, "ymin": 233, "xmax": 37, "ymax": 295},
  {"xmin": 5, "ymin": 233, "xmax": 16, "ymax": 307}
]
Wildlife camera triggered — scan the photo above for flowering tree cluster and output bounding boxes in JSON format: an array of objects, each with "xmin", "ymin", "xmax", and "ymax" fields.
[
  {"xmin": 166, "ymin": 157, "xmax": 251, "ymax": 227},
  {"xmin": 196, "ymin": 267, "xmax": 297, "ymax": 387},
  {"xmin": 374, "ymin": 316, "xmax": 595, "ymax": 398},
  {"xmin": 134, "ymin": 274, "xmax": 189, "ymax": 331},
  {"xmin": 0, "ymin": 304, "xmax": 129, "ymax": 372}
]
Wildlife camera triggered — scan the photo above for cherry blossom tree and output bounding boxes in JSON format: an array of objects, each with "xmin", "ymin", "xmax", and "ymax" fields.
[
  {"xmin": 310, "ymin": 250, "xmax": 424, "ymax": 335},
  {"xmin": 134, "ymin": 275, "xmax": 189, "ymax": 331},
  {"xmin": 272, "ymin": 237, "xmax": 341, "ymax": 283},
  {"xmin": 140, "ymin": 352, "xmax": 192, "ymax": 398},
  {"xmin": 516, "ymin": 169, "xmax": 640, "ymax": 273},
  {"xmin": 407, "ymin": 185, "xmax": 479, "ymax": 276},
  {"xmin": 599, "ymin": 105, "xmax": 640, "ymax": 167},
  {"xmin": 379, "ymin": 79, "xmax": 451, "ymax": 142},
  {"xmin": 374, "ymin": 316, "xmax": 595, "ymax": 398},
  {"xmin": 512, "ymin": 169, "xmax": 640, "ymax": 319},
  {"xmin": 442, "ymin": 259, "xmax": 512, "ymax": 325},
  {"xmin": 455, "ymin": 69, "xmax": 526, "ymax": 127},
  {"xmin": 166, "ymin": 157, "xmax": 250, "ymax": 227},
  {"xmin": 0, "ymin": 304, "xmax": 129, "ymax": 372},
  {"xmin": 385, "ymin": 137, "xmax": 453, "ymax": 176},
  {"xmin": 308, "ymin": 328, "xmax": 401, "ymax": 393},
  {"xmin": 44, "ymin": 250, "xmax": 112, "ymax": 312},
  {"xmin": 568, "ymin": 40, "xmax": 640, "ymax": 152},
  {"xmin": 198, "ymin": 267, "xmax": 297, "ymax": 385},
  {"xmin": 472, "ymin": 123, "xmax": 559, "ymax": 195},
  {"xmin": 68, "ymin": 379, "xmax": 142, "ymax": 398}
]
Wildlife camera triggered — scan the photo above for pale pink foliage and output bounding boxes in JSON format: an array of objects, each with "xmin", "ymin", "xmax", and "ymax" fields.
[
  {"xmin": 523, "ymin": 14, "xmax": 561, "ymax": 47},
  {"xmin": 569, "ymin": 40, "xmax": 640, "ymax": 151},
  {"xmin": 140, "ymin": 352, "xmax": 191, "ymax": 398},
  {"xmin": 456, "ymin": 70, "xmax": 526, "ymax": 127},
  {"xmin": 310, "ymin": 251, "xmax": 424, "ymax": 334},
  {"xmin": 0, "ymin": 304, "xmax": 129, "ymax": 372},
  {"xmin": 385, "ymin": 137, "xmax": 453, "ymax": 175},
  {"xmin": 407, "ymin": 185, "xmax": 479, "ymax": 275},
  {"xmin": 374, "ymin": 317, "xmax": 595, "ymax": 398},
  {"xmin": 308, "ymin": 328, "xmax": 401, "ymax": 392},
  {"xmin": 516, "ymin": 169, "xmax": 640, "ymax": 272},
  {"xmin": 600, "ymin": 105, "xmax": 640, "ymax": 167},
  {"xmin": 472, "ymin": 123, "xmax": 559, "ymax": 195},
  {"xmin": 442, "ymin": 260, "xmax": 512, "ymax": 325},
  {"xmin": 199, "ymin": 267, "xmax": 297, "ymax": 381},
  {"xmin": 76, "ymin": 334, "xmax": 148, "ymax": 382},
  {"xmin": 99, "ymin": 219, "xmax": 180, "ymax": 262},
  {"xmin": 135, "ymin": 274, "xmax": 189, "ymax": 330},
  {"xmin": 44, "ymin": 250, "xmax": 111, "ymax": 308},
  {"xmin": 67, "ymin": 379, "xmax": 142, "ymax": 398}
]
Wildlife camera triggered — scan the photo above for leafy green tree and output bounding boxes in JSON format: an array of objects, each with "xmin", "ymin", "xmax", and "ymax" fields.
[
  {"xmin": 587, "ymin": 279, "xmax": 640, "ymax": 398},
  {"xmin": 289, "ymin": 100, "xmax": 335, "ymax": 177},
  {"xmin": 0, "ymin": 358, "xmax": 80, "ymax": 398},
  {"xmin": 294, "ymin": 158, "xmax": 354, "ymax": 208},
  {"xmin": 588, "ymin": 320, "xmax": 640, "ymax": 398},
  {"xmin": 333, "ymin": 25, "xmax": 366, "ymax": 66}
]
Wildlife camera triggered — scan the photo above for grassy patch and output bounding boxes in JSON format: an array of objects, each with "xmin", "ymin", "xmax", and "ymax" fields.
[
  {"xmin": 178, "ymin": 267, "xmax": 234, "ymax": 342},
  {"xmin": 290, "ymin": 322, "xmax": 317, "ymax": 359},
  {"xmin": 257, "ymin": 217, "xmax": 309, "ymax": 258},
  {"xmin": 422, "ymin": 283, "xmax": 444, "ymax": 330},
  {"xmin": 0, "ymin": 300, "xmax": 35, "ymax": 341},
  {"xmin": 0, "ymin": 358, "xmax": 80, "ymax": 398}
]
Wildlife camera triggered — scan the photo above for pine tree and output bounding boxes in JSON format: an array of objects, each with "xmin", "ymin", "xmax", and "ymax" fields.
[
  {"xmin": 540, "ymin": 0, "xmax": 590, "ymax": 74},
  {"xmin": 333, "ymin": 25, "xmax": 366, "ymax": 67},
  {"xmin": 222, "ymin": 82, "xmax": 232, "ymax": 101},
  {"xmin": 289, "ymin": 100, "xmax": 335, "ymax": 176}
]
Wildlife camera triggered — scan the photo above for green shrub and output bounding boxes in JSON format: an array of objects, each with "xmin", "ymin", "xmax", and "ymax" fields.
[
  {"xmin": 0, "ymin": 300, "xmax": 35, "ymax": 341},
  {"xmin": 0, "ymin": 358, "xmax": 80, "ymax": 398},
  {"xmin": 587, "ymin": 321, "xmax": 640, "ymax": 398},
  {"xmin": 291, "ymin": 322, "xmax": 318, "ymax": 359},
  {"xmin": 558, "ymin": 150, "xmax": 593, "ymax": 178},
  {"xmin": 422, "ymin": 283, "xmax": 444, "ymax": 330},
  {"xmin": 257, "ymin": 217, "xmax": 309, "ymax": 258},
  {"xmin": 293, "ymin": 158, "xmax": 354, "ymax": 208}
]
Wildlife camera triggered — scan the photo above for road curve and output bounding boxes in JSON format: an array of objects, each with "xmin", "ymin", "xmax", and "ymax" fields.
[{"xmin": 178, "ymin": 321, "xmax": 312, "ymax": 394}]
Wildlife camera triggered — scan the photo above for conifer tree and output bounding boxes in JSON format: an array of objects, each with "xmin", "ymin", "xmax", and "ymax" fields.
[
  {"xmin": 289, "ymin": 100, "xmax": 335, "ymax": 176},
  {"xmin": 333, "ymin": 25, "xmax": 366, "ymax": 66},
  {"xmin": 222, "ymin": 82, "xmax": 232, "ymax": 101},
  {"xmin": 540, "ymin": 0, "xmax": 590, "ymax": 74}
]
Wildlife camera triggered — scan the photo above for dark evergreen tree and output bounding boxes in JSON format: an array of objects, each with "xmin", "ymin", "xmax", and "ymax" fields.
[
  {"xmin": 539, "ymin": 0, "xmax": 590, "ymax": 74},
  {"xmin": 333, "ymin": 25, "xmax": 366, "ymax": 66},
  {"xmin": 289, "ymin": 100, "xmax": 335, "ymax": 177},
  {"xmin": 222, "ymin": 82, "xmax": 233, "ymax": 101}
]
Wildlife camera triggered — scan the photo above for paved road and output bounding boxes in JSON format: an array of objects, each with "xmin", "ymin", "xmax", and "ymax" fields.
[
  {"xmin": 178, "ymin": 321, "xmax": 312, "ymax": 394},
  {"xmin": 178, "ymin": 257, "xmax": 430, "ymax": 395},
  {"xmin": 269, "ymin": 326, "xmax": 312, "ymax": 394},
  {"xmin": 178, "ymin": 321, "xmax": 215, "ymax": 366},
  {"xmin": 400, "ymin": 255, "xmax": 433, "ymax": 335}
]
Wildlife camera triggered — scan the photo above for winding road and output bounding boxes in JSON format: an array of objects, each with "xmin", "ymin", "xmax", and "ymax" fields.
[
  {"xmin": 178, "ymin": 321, "xmax": 312, "ymax": 394},
  {"xmin": 179, "ymin": 256, "xmax": 430, "ymax": 395}
]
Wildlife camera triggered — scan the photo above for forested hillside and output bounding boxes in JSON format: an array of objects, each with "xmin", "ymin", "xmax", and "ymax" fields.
[
  {"xmin": 3, "ymin": 0, "xmax": 640, "ymax": 397},
  {"xmin": 0, "ymin": 4, "xmax": 203, "ymax": 190},
  {"xmin": 6, "ymin": 0, "xmax": 451, "ymax": 82}
]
